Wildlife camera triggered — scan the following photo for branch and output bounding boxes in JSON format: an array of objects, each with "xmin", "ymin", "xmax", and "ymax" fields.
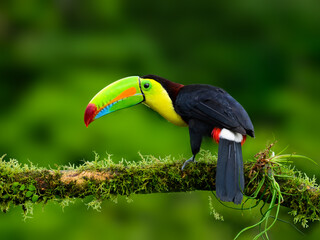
[{"xmin": 0, "ymin": 149, "xmax": 319, "ymax": 226}]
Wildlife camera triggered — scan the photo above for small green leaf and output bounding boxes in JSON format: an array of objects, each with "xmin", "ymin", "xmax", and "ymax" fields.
[
  {"xmin": 28, "ymin": 184, "xmax": 36, "ymax": 191},
  {"xmin": 2, "ymin": 194, "xmax": 9, "ymax": 199},
  {"xmin": 12, "ymin": 182, "xmax": 19, "ymax": 187},
  {"xmin": 26, "ymin": 191, "xmax": 33, "ymax": 198},
  {"xmin": 32, "ymin": 194, "xmax": 39, "ymax": 202},
  {"xmin": 19, "ymin": 184, "xmax": 26, "ymax": 191}
]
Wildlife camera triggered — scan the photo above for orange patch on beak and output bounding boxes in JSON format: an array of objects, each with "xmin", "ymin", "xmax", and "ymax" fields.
[{"xmin": 97, "ymin": 87, "xmax": 137, "ymax": 113}]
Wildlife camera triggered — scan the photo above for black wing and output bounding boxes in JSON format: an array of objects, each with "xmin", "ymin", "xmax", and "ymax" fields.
[{"xmin": 175, "ymin": 84, "xmax": 254, "ymax": 137}]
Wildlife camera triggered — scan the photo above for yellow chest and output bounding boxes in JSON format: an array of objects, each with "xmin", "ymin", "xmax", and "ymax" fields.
[{"xmin": 143, "ymin": 86, "xmax": 187, "ymax": 127}]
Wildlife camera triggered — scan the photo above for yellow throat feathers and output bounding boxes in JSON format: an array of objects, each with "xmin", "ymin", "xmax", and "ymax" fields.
[{"xmin": 143, "ymin": 80, "xmax": 187, "ymax": 127}]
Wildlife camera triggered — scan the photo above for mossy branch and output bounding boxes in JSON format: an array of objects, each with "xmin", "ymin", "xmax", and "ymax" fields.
[{"xmin": 0, "ymin": 148, "xmax": 319, "ymax": 227}]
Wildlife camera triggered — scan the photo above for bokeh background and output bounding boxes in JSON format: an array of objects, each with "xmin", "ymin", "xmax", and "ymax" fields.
[{"xmin": 1, "ymin": 0, "xmax": 320, "ymax": 239}]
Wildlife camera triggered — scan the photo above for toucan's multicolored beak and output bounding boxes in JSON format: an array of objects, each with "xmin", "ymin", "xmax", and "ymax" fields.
[{"xmin": 84, "ymin": 76, "xmax": 144, "ymax": 127}]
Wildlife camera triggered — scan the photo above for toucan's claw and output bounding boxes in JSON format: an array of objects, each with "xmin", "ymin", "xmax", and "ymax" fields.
[{"xmin": 181, "ymin": 155, "xmax": 196, "ymax": 171}]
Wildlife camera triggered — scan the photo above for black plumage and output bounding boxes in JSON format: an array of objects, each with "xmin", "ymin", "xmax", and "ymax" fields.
[
  {"xmin": 175, "ymin": 84, "xmax": 254, "ymax": 137},
  {"xmin": 174, "ymin": 84, "xmax": 254, "ymax": 204},
  {"xmin": 216, "ymin": 139, "xmax": 244, "ymax": 204}
]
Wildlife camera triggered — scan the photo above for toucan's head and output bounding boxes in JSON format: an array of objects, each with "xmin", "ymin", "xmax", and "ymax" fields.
[{"xmin": 84, "ymin": 75, "xmax": 185, "ymax": 127}]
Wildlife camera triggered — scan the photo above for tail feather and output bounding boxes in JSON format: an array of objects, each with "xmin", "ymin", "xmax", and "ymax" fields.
[{"xmin": 216, "ymin": 138, "xmax": 244, "ymax": 204}]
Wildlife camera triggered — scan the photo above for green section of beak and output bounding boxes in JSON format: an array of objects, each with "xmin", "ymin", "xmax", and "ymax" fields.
[{"xmin": 84, "ymin": 76, "xmax": 144, "ymax": 126}]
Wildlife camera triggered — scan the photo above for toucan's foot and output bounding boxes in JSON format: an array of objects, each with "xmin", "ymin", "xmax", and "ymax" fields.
[{"xmin": 181, "ymin": 155, "xmax": 196, "ymax": 171}]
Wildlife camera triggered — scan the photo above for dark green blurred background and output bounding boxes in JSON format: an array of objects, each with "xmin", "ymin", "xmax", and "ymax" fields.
[{"xmin": 1, "ymin": 0, "xmax": 319, "ymax": 239}]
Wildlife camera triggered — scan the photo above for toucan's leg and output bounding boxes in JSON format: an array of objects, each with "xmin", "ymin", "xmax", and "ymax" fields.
[
  {"xmin": 181, "ymin": 120, "xmax": 203, "ymax": 170},
  {"xmin": 181, "ymin": 155, "xmax": 196, "ymax": 171}
]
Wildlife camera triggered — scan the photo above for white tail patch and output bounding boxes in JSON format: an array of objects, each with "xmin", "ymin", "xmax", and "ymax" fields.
[{"xmin": 219, "ymin": 128, "xmax": 243, "ymax": 143}]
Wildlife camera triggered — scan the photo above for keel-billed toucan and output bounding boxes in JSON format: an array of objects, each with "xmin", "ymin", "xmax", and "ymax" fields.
[{"xmin": 84, "ymin": 75, "xmax": 254, "ymax": 204}]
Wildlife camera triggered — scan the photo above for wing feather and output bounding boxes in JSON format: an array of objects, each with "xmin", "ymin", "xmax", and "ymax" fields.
[{"xmin": 175, "ymin": 84, "xmax": 254, "ymax": 136}]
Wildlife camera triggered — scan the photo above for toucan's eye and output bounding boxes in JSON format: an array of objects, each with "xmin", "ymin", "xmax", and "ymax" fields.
[{"xmin": 141, "ymin": 80, "xmax": 151, "ymax": 91}]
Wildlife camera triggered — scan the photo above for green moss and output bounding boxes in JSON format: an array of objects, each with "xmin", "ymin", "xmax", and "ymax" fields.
[
  {"xmin": 240, "ymin": 144, "xmax": 319, "ymax": 235},
  {"xmin": 0, "ymin": 149, "xmax": 319, "ymax": 230}
]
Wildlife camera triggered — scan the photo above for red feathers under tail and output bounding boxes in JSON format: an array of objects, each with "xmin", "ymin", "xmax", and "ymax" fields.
[{"xmin": 211, "ymin": 127, "xmax": 246, "ymax": 146}]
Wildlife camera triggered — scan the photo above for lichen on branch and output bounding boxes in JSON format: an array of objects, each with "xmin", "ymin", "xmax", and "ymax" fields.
[{"xmin": 0, "ymin": 147, "xmax": 319, "ymax": 228}]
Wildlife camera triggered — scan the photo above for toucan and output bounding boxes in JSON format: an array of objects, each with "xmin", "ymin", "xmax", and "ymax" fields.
[{"xmin": 84, "ymin": 75, "xmax": 254, "ymax": 204}]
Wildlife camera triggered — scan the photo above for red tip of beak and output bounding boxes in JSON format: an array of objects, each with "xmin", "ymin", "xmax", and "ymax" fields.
[{"xmin": 84, "ymin": 103, "xmax": 97, "ymax": 127}]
